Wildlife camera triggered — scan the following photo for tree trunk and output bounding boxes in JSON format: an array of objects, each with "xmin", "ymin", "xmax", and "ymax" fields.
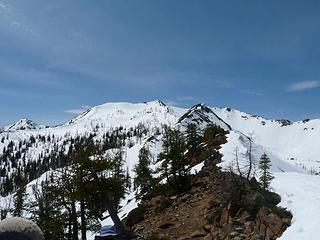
[
  {"xmin": 105, "ymin": 199, "xmax": 129, "ymax": 240},
  {"xmin": 71, "ymin": 200, "xmax": 78, "ymax": 240},
  {"xmin": 247, "ymin": 137, "xmax": 253, "ymax": 181},
  {"xmin": 80, "ymin": 199, "xmax": 87, "ymax": 240},
  {"xmin": 67, "ymin": 218, "xmax": 72, "ymax": 240}
]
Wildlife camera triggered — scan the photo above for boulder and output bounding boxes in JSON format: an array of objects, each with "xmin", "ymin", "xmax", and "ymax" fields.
[{"xmin": 264, "ymin": 213, "xmax": 285, "ymax": 236}]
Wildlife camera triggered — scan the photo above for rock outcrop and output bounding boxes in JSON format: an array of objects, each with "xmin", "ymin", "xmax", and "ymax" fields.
[{"xmin": 126, "ymin": 161, "xmax": 292, "ymax": 240}]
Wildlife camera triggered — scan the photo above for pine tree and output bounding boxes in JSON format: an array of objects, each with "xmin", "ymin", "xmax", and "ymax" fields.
[
  {"xmin": 12, "ymin": 176, "xmax": 27, "ymax": 217},
  {"xmin": 157, "ymin": 127, "xmax": 190, "ymax": 192},
  {"xmin": 259, "ymin": 153, "xmax": 274, "ymax": 194},
  {"xmin": 134, "ymin": 147, "xmax": 154, "ymax": 198},
  {"xmin": 71, "ymin": 138, "xmax": 128, "ymax": 239},
  {"xmin": 202, "ymin": 124, "xmax": 225, "ymax": 166},
  {"xmin": 30, "ymin": 181, "xmax": 65, "ymax": 240},
  {"xmin": 170, "ymin": 128, "xmax": 188, "ymax": 179},
  {"xmin": 185, "ymin": 123, "xmax": 201, "ymax": 164},
  {"xmin": 157, "ymin": 126, "xmax": 172, "ymax": 182}
]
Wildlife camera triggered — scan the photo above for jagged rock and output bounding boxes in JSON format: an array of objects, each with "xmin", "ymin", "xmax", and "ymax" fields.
[
  {"xmin": 170, "ymin": 196, "xmax": 177, "ymax": 200},
  {"xmin": 181, "ymin": 194, "xmax": 191, "ymax": 202},
  {"xmin": 239, "ymin": 210, "xmax": 252, "ymax": 221},
  {"xmin": 158, "ymin": 222, "xmax": 174, "ymax": 230},
  {"xmin": 230, "ymin": 231, "xmax": 239, "ymax": 237},
  {"xmin": 257, "ymin": 207, "xmax": 270, "ymax": 222},
  {"xmin": 234, "ymin": 226, "xmax": 244, "ymax": 232},
  {"xmin": 244, "ymin": 221, "xmax": 255, "ymax": 233},
  {"xmin": 228, "ymin": 200, "xmax": 242, "ymax": 218},
  {"xmin": 276, "ymin": 119, "xmax": 292, "ymax": 126},
  {"xmin": 190, "ymin": 230, "xmax": 207, "ymax": 238},
  {"xmin": 155, "ymin": 197, "xmax": 173, "ymax": 213},
  {"xmin": 257, "ymin": 207, "xmax": 288, "ymax": 240},
  {"xmin": 264, "ymin": 213, "xmax": 285, "ymax": 236},
  {"xmin": 240, "ymin": 193, "xmax": 264, "ymax": 216},
  {"xmin": 219, "ymin": 208, "xmax": 230, "ymax": 226},
  {"xmin": 204, "ymin": 234, "xmax": 213, "ymax": 240}
]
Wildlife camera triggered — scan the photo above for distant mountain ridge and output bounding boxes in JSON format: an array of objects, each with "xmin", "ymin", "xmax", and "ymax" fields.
[{"xmin": 1, "ymin": 100, "xmax": 319, "ymax": 176}]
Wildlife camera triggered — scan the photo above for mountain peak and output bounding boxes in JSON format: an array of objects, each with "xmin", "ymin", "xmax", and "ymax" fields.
[
  {"xmin": 189, "ymin": 103, "xmax": 212, "ymax": 113},
  {"xmin": 4, "ymin": 118, "xmax": 40, "ymax": 131},
  {"xmin": 178, "ymin": 103, "xmax": 232, "ymax": 130},
  {"xmin": 144, "ymin": 100, "xmax": 167, "ymax": 107}
]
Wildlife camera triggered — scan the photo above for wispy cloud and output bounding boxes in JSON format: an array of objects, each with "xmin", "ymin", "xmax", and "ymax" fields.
[
  {"xmin": 64, "ymin": 105, "xmax": 91, "ymax": 115},
  {"xmin": 0, "ymin": 3, "xmax": 11, "ymax": 12},
  {"xmin": 286, "ymin": 81, "xmax": 320, "ymax": 92}
]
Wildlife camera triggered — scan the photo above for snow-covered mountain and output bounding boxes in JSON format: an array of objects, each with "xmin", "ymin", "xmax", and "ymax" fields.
[
  {"xmin": 2, "ymin": 118, "xmax": 46, "ymax": 132},
  {"xmin": 177, "ymin": 103, "xmax": 232, "ymax": 131},
  {"xmin": 0, "ymin": 101, "xmax": 183, "ymax": 172},
  {"xmin": 213, "ymin": 107, "xmax": 320, "ymax": 174},
  {"xmin": 1, "ymin": 100, "xmax": 320, "ymax": 240},
  {"xmin": 2, "ymin": 101, "xmax": 318, "ymax": 174}
]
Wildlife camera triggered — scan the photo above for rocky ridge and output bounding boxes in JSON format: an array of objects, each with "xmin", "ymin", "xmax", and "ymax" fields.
[{"xmin": 126, "ymin": 161, "xmax": 292, "ymax": 240}]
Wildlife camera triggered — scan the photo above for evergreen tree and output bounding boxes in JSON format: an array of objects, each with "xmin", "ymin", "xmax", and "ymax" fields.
[
  {"xmin": 157, "ymin": 126, "xmax": 172, "ymax": 182},
  {"xmin": 112, "ymin": 148, "xmax": 126, "ymax": 181},
  {"xmin": 170, "ymin": 129, "xmax": 189, "ymax": 179},
  {"xmin": 185, "ymin": 123, "xmax": 201, "ymax": 164},
  {"xmin": 125, "ymin": 167, "xmax": 132, "ymax": 191},
  {"xmin": 259, "ymin": 153, "xmax": 274, "ymax": 193},
  {"xmin": 134, "ymin": 147, "xmax": 154, "ymax": 198},
  {"xmin": 71, "ymin": 139, "xmax": 128, "ymax": 240},
  {"xmin": 12, "ymin": 176, "xmax": 27, "ymax": 217},
  {"xmin": 30, "ymin": 182, "xmax": 65, "ymax": 240},
  {"xmin": 157, "ymin": 127, "xmax": 190, "ymax": 191},
  {"xmin": 202, "ymin": 124, "xmax": 225, "ymax": 166}
]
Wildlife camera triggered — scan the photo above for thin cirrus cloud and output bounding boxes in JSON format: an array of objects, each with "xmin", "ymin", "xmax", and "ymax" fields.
[
  {"xmin": 64, "ymin": 105, "xmax": 91, "ymax": 115},
  {"xmin": 286, "ymin": 81, "xmax": 320, "ymax": 92}
]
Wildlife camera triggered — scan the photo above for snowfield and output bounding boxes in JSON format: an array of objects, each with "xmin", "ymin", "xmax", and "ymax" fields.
[
  {"xmin": 1, "ymin": 100, "xmax": 320, "ymax": 239},
  {"xmin": 271, "ymin": 172, "xmax": 320, "ymax": 240}
]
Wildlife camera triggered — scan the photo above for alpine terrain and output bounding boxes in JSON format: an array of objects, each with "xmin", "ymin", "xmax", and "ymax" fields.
[{"xmin": 0, "ymin": 100, "xmax": 319, "ymax": 240}]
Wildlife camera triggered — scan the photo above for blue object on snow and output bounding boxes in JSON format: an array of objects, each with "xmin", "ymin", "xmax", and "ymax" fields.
[{"xmin": 98, "ymin": 225, "xmax": 118, "ymax": 237}]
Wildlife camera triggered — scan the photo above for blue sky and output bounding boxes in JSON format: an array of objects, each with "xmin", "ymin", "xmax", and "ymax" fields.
[{"xmin": 1, "ymin": 0, "xmax": 320, "ymax": 126}]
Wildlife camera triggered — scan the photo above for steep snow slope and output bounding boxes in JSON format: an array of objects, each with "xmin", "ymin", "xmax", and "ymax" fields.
[
  {"xmin": 212, "ymin": 107, "xmax": 320, "ymax": 174},
  {"xmin": 219, "ymin": 130, "xmax": 304, "ymax": 174}
]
